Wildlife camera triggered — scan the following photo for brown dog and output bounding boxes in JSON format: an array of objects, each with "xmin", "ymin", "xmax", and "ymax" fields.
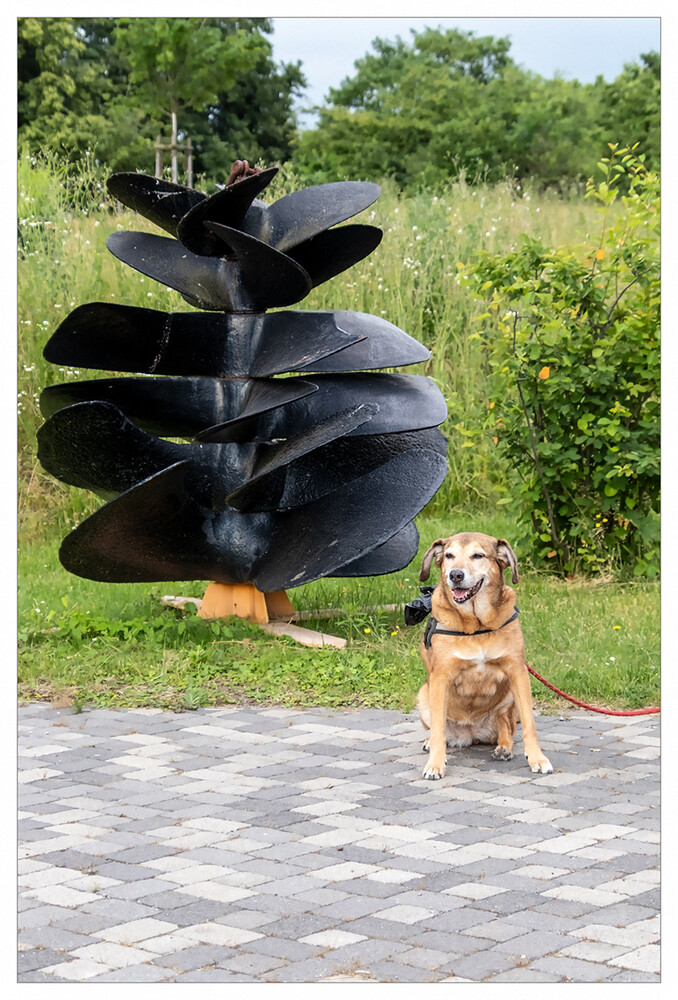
[{"xmin": 416, "ymin": 532, "xmax": 553, "ymax": 780}]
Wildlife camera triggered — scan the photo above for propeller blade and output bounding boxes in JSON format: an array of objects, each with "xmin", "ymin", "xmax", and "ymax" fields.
[
  {"xmin": 58, "ymin": 462, "xmax": 254, "ymax": 584},
  {"xmin": 107, "ymin": 173, "xmax": 206, "ymax": 237},
  {"xmin": 256, "ymin": 448, "xmax": 449, "ymax": 591},
  {"xmin": 227, "ymin": 427, "xmax": 447, "ymax": 513},
  {"xmin": 37, "ymin": 400, "xmax": 238, "ymax": 505},
  {"xmin": 106, "ymin": 231, "xmax": 311, "ymax": 311},
  {"xmin": 43, "ymin": 304, "xmax": 365, "ymax": 377},
  {"xmin": 295, "ymin": 311, "xmax": 431, "ymax": 372},
  {"xmin": 223, "ymin": 403, "xmax": 379, "ymax": 509},
  {"xmin": 329, "ymin": 521, "xmax": 420, "ymax": 577},
  {"xmin": 285, "ymin": 225, "xmax": 383, "ymax": 287},
  {"xmin": 58, "ymin": 448, "xmax": 448, "ymax": 589},
  {"xmin": 202, "ymin": 223, "xmax": 314, "ymax": 307},
  {"xmin": 37, "ymin": 398, "xmax": 389, "ymax": 512},
  {"xmin": 178, "ymin": 178, "xmax": 381, "ymax": 256},
  {"xmin": 257, "ymin": 181, "xmax": 382, "ymax": 252},
  {"xmin": 201, "ymin": 373, "xmax": 446, "ymax": 443},
  {"xmin": 40, "ymin": 376, "xmax": 318, "ymax": 439},
  {"xmin": 177, "ymin": 168, "xmax": 278, "ymax": 255}
]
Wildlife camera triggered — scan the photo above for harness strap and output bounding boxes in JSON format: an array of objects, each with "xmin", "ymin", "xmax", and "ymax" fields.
[{"xmin": 423, "ymin": 607, "xmax": 520, "ymax": 650}]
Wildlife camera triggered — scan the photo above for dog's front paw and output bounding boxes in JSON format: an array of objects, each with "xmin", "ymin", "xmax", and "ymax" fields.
[
  {"xmin": 422, "ymin": 758, "xmax": 446, "ymax": 780},
  {"xmin": 525, "ymin": 752, "xmax": 553, "ymax": 774},
  {"xmin": 492, "ymin": 744, "xmax": 513, "ymax": 761}
]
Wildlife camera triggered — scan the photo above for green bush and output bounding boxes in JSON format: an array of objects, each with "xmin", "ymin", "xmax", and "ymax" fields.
[{"xmin": 468, "ymin": 146, "xmax": 659, "ymax": 577}]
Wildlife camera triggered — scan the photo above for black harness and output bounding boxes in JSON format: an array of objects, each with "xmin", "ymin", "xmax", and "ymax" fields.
[{"xmin": 423, "ymin": 606, "xmax": 520, "ymax": 649}]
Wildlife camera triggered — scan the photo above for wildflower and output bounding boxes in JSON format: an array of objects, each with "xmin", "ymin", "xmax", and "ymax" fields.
[
  {"xmin": 364, "ymin": 628, "xmax": 371, "ymax": 634},
  {"xmin": 613, "ymin": 625, "xmax": 621, "ymax": 630}
]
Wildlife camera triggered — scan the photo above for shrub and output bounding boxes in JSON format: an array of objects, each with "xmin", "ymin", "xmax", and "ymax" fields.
[{"xmin": 468, "ymin": 145, "xmax": 659, "ymax": 577}]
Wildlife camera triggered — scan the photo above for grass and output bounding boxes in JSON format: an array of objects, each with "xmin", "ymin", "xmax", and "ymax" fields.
[
  {"xmin": 18, "ymin": 516, "xmax": 660, "ymax": 715},
  {"xmin": 17, "ymin": 153, "xmax": 659, "ymax": 715}
]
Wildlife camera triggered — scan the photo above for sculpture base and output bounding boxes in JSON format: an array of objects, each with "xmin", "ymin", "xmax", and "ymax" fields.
[{"xmin": 197, "ymin": 582, "xmax": 295, "ymax": 624}]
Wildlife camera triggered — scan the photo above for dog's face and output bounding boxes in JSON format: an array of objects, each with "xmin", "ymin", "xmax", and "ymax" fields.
[{"xmin": 419, "ymin": 532, "xmax": 518, "ymax": 607}]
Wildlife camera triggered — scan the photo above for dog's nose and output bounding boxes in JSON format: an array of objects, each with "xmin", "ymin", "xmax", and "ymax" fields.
[{"xmin": 448, "ymin": 569, "xmax": 465, "ymax": 586}]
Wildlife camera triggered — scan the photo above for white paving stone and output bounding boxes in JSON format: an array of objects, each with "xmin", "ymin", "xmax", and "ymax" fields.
[
  {"xmin": 309, "ymin": 861, "xmax": 382, "ymax": 881},
  {"xmin": 609, "ymin": 944, "xmax": 660, "ymax": 972},
  {"xmin": 95, "ymin": 918, "xmax": 178, "ymax": 944},
  {"xmin": 71, "ymin": 941, "xmax": 155, "ymax": 968},
  {"xmin": 372, "ymin": 904, "xmax": 435, "ymax": 924},
  {"xmin": 180, "ymin": 922, "xmax": 264, "ymax": 947},
  {"xmin": 300, "ymin": 929, "xmax": 367, "ymax": 948}
]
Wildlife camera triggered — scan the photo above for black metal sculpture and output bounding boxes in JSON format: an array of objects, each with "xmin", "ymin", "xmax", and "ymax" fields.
[{"xmin": 38, "ymin": 161, "xmax": 448, "ymax": 613}]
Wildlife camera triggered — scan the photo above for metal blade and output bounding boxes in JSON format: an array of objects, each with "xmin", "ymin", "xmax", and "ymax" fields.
[
  {"xmin": 107, "ymin": 173, "xmax": 206, "ymax": 237},
  {"xmin": 257, "ymin": 181, "xmax": 382, "ymax": 252},
  {"xmin": 226, "ymin": 427, "xmax": 447, "ymax": 513},
  {"xmin": 176, "ymin": 168, "xmax": 278, "ymax": 254},
  {"xmin": 329, "ymin": 522, "xmax": 420, "ymax": 577},
  {"xmin": 39, "ymin": 376, "xmax": 319, "ymax": 439},
  {"xmin": 58, "ymin": 448, "xmax": 447, "ymax": 589},
  {"xmin": 201, "ymin": 373, "xmax": 446, "ymax": 443},
  {"xmin": 255, "ymin": 448, "xmax": 449, "ymax": 591},
  {"xmin": 106, "ymin": 231, "xmax": 311, "ymax": 311},
  {"xmin": 178, "ymin": 178, "xmax": 381, "ymax": 256},
  {"xmin": 58, "ymin": 462, "xmax": 257, "ymax": 584},
  {"xmin": 284, "ymin": 225, "xmax": 382, "ymax": 287},
  {"xmin": 295, "ymin": 311, "xmax": 431, "ymax": 371},
  {"xmin": 37, "ymin": 398, "xmax": 390, "ymax": 512},
  {"xmin": 43, "ymin": 304, "xmax": 365, "ymax": 377},
  {"xmin": 37, "ymin": 400, "xmax": 244, "ymax": 505},
  {"xmin": 202, "ymin": 223, "xmax": 318, "ymax": 306}
]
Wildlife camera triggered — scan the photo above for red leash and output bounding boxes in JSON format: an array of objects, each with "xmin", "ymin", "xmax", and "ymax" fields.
[{"xmin": 526, "ymin": 664, "xmax": 660, "ymax": 716}]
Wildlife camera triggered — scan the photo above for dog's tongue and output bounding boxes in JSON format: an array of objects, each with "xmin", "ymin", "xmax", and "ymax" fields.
[{"xmin": 453, "ymin": 588, "xmax": 469, "ymax": 601}]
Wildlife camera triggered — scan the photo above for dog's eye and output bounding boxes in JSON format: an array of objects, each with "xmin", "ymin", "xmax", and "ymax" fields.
[
  {"xmin": 472, "ymin": 553, "xmax": 485, "ymax": 560},
  {"xmin": 444, "ymin": 552, "xmax": 454, "ymax": 560}
]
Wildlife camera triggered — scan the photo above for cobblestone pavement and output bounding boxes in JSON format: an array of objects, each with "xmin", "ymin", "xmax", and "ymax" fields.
[{"xmin": 18, "ymin": 703, "xmax": 659, "ymax": 983}]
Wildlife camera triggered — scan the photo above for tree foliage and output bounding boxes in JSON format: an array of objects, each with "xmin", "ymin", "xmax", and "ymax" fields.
[
  {"xmin": 291, "ymin": 26, "xmax": 660, "ymax": 189},
  {"xmin": 18, "ymin": 17, "xmax": 305, "ymax": 180},
  {"xmin": 468, "ymin": 147, "xmax": 659, "ymax": 577}
]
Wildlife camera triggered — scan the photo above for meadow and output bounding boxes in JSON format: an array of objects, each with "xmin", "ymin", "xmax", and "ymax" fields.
[{"xmin": 17, "ymin": 154, "xmax": 660, "ymax": 713}]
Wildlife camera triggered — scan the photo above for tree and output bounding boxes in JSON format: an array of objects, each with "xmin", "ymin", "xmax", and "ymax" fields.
[
  {"xmin": 291, "ymin": 25, "xmax": 660, "ymax": 191},
  {"xmin": 18, "ymin": 17, "xmax": 306, "ymax": 180},
  {"xmin": 596, "ymin": 54, "xmax": 660, "ymax": 172}
]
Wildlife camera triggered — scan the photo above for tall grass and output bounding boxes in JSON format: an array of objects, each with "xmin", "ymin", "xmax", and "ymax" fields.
[{"xmin": 18, "ymin": 153, "xmax": 603, "ymax": 534}]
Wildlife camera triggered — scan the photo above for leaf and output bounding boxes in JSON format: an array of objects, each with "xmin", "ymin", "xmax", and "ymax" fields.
[{"xmin": 538, "ymin": 366, "xmax": 550, "ymax": 380}]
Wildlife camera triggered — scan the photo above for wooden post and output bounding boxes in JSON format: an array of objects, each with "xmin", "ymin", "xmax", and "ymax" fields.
[
  {"xmin": 186, "ymin": 137, "xmax": 193, "ymax": 189},
  {"xmin": 170, "ymin": 111, "xmax": 178, "ymax": 184},
  {"xmin": 155, "ymin": 136, "xmax": 162, "ymax": 179},
  {"xmin": 198, "ymin": 582, "xmax": 295, "ymax": 624}
]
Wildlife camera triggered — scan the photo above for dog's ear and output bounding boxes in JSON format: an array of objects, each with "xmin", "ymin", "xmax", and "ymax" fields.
[
  {"xmin": 496, "ymin": 539, "xmax": 518, "ymax": 584},
  {"xmin": 419, "ymin": 538, "xmax": 447, "ymax": 581}
]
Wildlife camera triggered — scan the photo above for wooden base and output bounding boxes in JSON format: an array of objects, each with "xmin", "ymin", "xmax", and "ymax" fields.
[{"xmin": 197, "ymin": 582, "xmax": 295, "ymax": 624}]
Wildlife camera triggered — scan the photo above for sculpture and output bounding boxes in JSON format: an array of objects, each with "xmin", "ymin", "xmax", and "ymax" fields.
[{"xmin": 38, "ymin": 161, "xmax": 448, "ymax": 615}]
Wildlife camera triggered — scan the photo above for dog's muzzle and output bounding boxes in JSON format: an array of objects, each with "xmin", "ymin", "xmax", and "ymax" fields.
[{"xmin": 449, "ymin": 577, "xmax": 483, "ymax": 604}]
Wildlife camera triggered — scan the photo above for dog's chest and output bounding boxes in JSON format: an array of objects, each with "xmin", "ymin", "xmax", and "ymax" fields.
[{"xmin": 450, "ymin": 646, "xmax": 505, "ymax": 697}]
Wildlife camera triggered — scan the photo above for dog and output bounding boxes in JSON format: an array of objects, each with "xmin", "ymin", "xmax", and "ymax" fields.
[{"xmin": 416, "ymin": 532, "xmax": 553, "ymax": 779}]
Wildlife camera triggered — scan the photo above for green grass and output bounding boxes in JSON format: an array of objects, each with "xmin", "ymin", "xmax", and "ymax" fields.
[
  {"xmin": 18, "ymin": 518, "xmax": 660, "ymax": 714},
  {"xmin": 17, "ymin": 154, "xmax": 659, "ymax": 714}
]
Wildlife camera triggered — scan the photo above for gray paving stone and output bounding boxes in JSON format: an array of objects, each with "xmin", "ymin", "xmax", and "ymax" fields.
[
  {"xmin": 441, "ymin": 948, "xmax": 523, "ymax": 981},
  {"xmin": 154, "ymin": 944, "xmax": 237, "ymax": 971},
  {"xmin": 17, "ymin": 704, "xmax": 659, "ymax": 985},
  {"xmin": 18, "ymin": 948, "xmax": 65, "ymax": 973},
  {"xmin": 530, "ymin": 955, "xmax": 619, "ymax": 981},
  {"xmin": 89, "ymin": 964, "xmax": 174, "ymax": 982}
]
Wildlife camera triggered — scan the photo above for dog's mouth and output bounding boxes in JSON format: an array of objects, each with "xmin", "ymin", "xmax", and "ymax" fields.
[{"xmin": 451, "ymin": 579, "xmax": 483, "ymax": 604}]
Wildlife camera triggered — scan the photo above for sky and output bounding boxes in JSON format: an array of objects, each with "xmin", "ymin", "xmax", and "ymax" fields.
[{"xmin": 270, "ymin": 16, "xmax": 661, "ymax": 127}]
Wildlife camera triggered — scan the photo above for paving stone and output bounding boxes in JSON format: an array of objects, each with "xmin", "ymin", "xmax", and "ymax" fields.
[{"xmin": 17, "ymin": 705, "xmax": 659, "ymax": 984}]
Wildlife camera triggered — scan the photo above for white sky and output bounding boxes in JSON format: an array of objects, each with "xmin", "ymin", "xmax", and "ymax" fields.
[{"xmin": 271, "ymin": 16, "xmax": 661, "ymax": 127}]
